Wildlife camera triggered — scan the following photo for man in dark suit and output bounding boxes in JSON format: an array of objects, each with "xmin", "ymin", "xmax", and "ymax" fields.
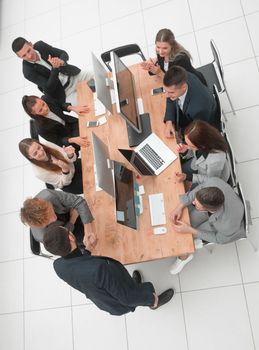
[
  {"xmin": 22, "ymin": 94, "xmax": 89, "ymax": 151},
  {"xmin": 12, "ymin": 37, "xmax": 93, "ymax": 103},
  {"xmin": 43, "ymin": 226, "xmax": 175, "ymax": 316},
  {"xmin": 163, "ymin": 66, "xmax": 218, "ymax": 141}
]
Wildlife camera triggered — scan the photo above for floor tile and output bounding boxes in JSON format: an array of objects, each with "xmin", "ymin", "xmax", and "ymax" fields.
[
  {"xmin": 73, "ymin": 304, "xmax": 127, "ymax": 350},
  {"xmin": 0, "ymin": 313, "xmax": 23, "ymax": 350},
  {"xmin": 126, "ymin": 292, "xmax": 188, "ymax": 350},
  {"xmin": 99, "ymin": 0, "xmax": 141, "ymax": 23},
  {"xmin": 0, "ymin": 126, "xmax": 24, "ymax": 171},
  {"xmin": 244, "ymin": 282, "xmax": 259, "ymax": 349},
  {"xmin": 25, "ymin": 0, "xmax": 59, "ymax": 19},
  {"xmin": 0, "ymin": 88, "xmax": 25, "ymax": 131},
  {"xmin": 24, "ymin": 308, "xmax": 73, "ymax": 350},
  {"xmin": 241, "ymin": 0, "xmax": 259, "ymax": 14},
  {"xmin": 0, "ymin": 260, "xmax": 23, "ymax": 313},
  {"xmin": 179, "ymin": 243, "xmax": 242, "ymax": 291},
  {"xmin": 182, "ymin": 285, "xmax": 254, "ymax": 350},
  {"xmin": 0, "ymin": 167, "xmax": 23, "ymax": 214},
  {"xmin": 0, "ymin": 0, "xmax": 24, "ymax": 28},
  {"xmin": 0, "ymin": 57, "xmax": 24, "ymax": 94},
  {"xmin": 0, "ymin": 22, "xmax": 24, "ymax": 60},
  {"xmin": 246, "ymin": 11, "xmax": 259, "ymax": 56}
]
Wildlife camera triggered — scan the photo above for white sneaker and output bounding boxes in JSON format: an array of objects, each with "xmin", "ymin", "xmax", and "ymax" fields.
[{"xmin": 169, "ymin": 255, "xmax": 194, "ymax": 275}]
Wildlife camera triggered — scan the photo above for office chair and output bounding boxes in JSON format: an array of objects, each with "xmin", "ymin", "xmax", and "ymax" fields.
[
  {"xmin": 212, "ymin": 84, "xmax": 226, "ymax": 132},
  {"xmin": 29, "ymin": 119, "xmax": 39, "ymax": 141},
  {"xmin": 197, "ymin": 40, "xmax": 235, "ymax": 115},
  {"xmin": 223, "ymin": 131, "xmax": 237, "ymax": 188},
  {"xmin": 101, "ymin": 44, "xmax": 146, "ymax": 71},
  {"xmin": 30, "ymin": 229, "xmax": 53, "ymax": 259}
]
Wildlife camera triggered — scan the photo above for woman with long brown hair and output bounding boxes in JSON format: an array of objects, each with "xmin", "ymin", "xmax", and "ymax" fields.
[
  {"xmin": 19, "ymin": 138, "xmax": 83, "ymax": 194},
  {"xmin": 141, "ymin": 28, "xmax": 206, "ymax": 85},
  {"xmin": 176, "ymin": 120, "xmax": 230, "ymax": 187}
]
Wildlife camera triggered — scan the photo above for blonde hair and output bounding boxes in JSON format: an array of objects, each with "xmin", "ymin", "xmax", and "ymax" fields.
[{"xmin": 20, "ymin": 197, "xmax": 53, "ymax": 227}]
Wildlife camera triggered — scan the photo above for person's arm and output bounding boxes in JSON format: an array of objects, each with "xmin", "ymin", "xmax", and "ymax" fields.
[
  {"xmin": 192, "ymin": 153, "xmax": 226, "ymax": 184},
  {"xmin": 36, "ymin": 41, "xmax": 69, "ymax": 63}
]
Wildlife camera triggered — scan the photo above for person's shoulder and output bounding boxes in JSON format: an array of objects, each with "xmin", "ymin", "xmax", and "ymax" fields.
[
  {"xmin": 35, "ymin": 188, "xmax": 56, "ymax": 200},
  {"xmin": 203, "ymin": 176, "xmax": 229, "ymax": 189}
]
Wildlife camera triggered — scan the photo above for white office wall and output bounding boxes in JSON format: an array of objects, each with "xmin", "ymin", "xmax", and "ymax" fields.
[{"xmin": 0, "ymin": 1, "xmax": 259, "ymax": 349}]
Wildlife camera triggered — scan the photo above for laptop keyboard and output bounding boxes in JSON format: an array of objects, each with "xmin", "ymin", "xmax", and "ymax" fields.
[{"xmin": 139, "ymin": 144, "xmax": 165, "ymax": 170}]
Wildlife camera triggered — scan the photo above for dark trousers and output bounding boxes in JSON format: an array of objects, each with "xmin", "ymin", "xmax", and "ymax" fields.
[{"xmin": 63, "ymin": 159, "xmax": 83, "ymax": 194}]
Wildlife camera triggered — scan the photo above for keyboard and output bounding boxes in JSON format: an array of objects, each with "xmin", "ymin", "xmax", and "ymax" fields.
[
  {"xmin": 148, "ymin": 193, "xmax": 166, "ymax": 226},
  {"xmin": 139, "ymin": 144, "xmax": 165, "ymax": 170}
]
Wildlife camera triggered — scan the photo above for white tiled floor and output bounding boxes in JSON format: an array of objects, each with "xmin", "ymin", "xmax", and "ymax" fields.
[{"xmin": 0, "ymin": 1, "xmax": 259, "ymax": 349}]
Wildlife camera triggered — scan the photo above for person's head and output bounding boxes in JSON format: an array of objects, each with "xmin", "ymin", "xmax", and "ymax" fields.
[
  {"xmin": 163, "ymin": 66, "xmax": 188, "ymax": 100},
  {"xmin": 193, "ymin": 187, "xmax": 225, "ymax": 212},
  {"xmin": 12, "ymin": 37, "xmax": 38, "ymax": 62},
  {"xmin": 20, "ymin": 198, "xmax": 57, "ymax": 227},
  {"xmin": 18, "ymin": 138, "xmax": 68, "ymax": 172},
  {"xmin": 43, "ymin": 226, "xmax": 76, "ymax": 256},
  {"xmin": 155, "ymin": 28, "xmax": 191, "ymax": 59},
  {"xmin": 184, "ymin": 120, "xmax": 228, "ymax": 152},
  {"xmin": 22, "ymin": 95, "xmax": 49, "ymax": 118}
]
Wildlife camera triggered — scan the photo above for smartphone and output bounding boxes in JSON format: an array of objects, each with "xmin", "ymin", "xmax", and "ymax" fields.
[
  {"xmin": 86, "ymin": 120, "xmax": 99, "ymax": 128},
  {"xmin": 151, "ymin": 87, "xmax": 164, "ymax": 95}
]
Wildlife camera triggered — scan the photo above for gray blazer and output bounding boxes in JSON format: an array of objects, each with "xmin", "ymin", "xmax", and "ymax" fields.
[
  {"xmin": 180, "ymin": 177, "xmax": 245, "ymax": 244},
  {"xmin": 191, "ymin": 151, "xmax": 230, "ymax": 184},
  {"xmin": 31, "ymin": 189, "xmax": 93, "ymax": 242}
]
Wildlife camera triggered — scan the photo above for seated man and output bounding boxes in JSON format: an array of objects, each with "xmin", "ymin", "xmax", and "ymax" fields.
[
  {"xmin": 20, "ymin": 189, "xmax": 94, "ymax": 245},
  {"xmin": 43, "ymin": 225, "xmax": 174, "ymax": 316},
  {"xmin": 12, "ymin": 37, "xmax": 93, "ymax": 104},
  {"xmin": 163, "ymin": 66, "xmax": 219, "ymax": 141},
  {"xmin": 169, "ymin": 177, "xmax": 245, "ymax": 274}
]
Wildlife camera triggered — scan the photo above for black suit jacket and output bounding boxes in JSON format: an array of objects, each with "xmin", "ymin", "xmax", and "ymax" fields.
[
  {"xmin": 23, "ymin": 41, "xmax": 81, "ymax": 102},
  {"xmin": 164, "ymin": 72, "xmax": 218, "ymax": 130},
  {"xmin": 33, "ymin": 95, "xmax": 79, "ymax": 148},
  {"xmin": 54, "ymin": 249, "xmax": 155, "ymax": 316}
]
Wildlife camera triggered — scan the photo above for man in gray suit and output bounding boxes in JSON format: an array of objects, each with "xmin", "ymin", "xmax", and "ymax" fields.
[
  {"xmin": 169, "ymin": 177, "xmax": 245, "ymax": 274},
  {"xmin": 20, "ymin": 189, "xmax": 94, "ymax": 244}
]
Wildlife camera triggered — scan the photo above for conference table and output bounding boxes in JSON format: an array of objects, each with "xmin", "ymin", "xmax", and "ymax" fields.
[{"xmin": 77, "ymin": 63, "xmax": 195, "ymax": 265}]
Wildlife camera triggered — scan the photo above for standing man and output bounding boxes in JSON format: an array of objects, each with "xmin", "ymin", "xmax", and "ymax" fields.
[
  {"xmin": 43, "ymin": 225, "xmax": 175, "ymax": 316},
  {"xmin": 12, "ymin": 37, "xmax": 93, "ymax": 104},
  {"xmin": 163, "ymin": 66, "xmax": 219, "ymax": 141}
]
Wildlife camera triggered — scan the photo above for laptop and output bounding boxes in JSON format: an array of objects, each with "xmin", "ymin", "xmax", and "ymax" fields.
[{"xmin": 118, "ymin": 133, "xmax": 177, "ymax": 176}]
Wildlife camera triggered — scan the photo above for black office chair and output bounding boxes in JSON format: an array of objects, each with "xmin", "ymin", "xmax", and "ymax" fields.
[
  {"xmin": 212, "ymin": 84, "xmax": 225, "ymax": 132},
  {"xmin": 235, "ymin": 182, "xmax": 252, "ymax": 237},
  {"xmin": 101, "ymin": 44, "xmax": 146, "ymax": 71},
  {"xmin": 223, "ymin": 131, "xmax": 237, "ymax": 188},
  {"xmin": 197, "ymin": 40, "xmax": 235, "ymax": 115},
  {"xmin": 30, "ymin": 229, "xmax": 53, "ymax": 258}
]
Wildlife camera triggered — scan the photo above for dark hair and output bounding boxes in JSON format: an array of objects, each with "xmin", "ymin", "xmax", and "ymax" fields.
[
  {"xmin": 22, "ymin": 95, "xmax": 39, "ymax": 119},
  {"xmin": 43, "ymin": 226, "xmax": 71, "ymax": 256},
  {"xmin": 184, "ymin": 120, "xmax": 228, "ymax": 153},
  {"xmin": 163, "ymin": 65, "xmax": 187, "ymax": 87},
  {"xmin": 19, "ymin": 138, "xmax": 69, "ymax": 172},
  {"xmin": 196, "ymin": 187, "xmax": 225, "ymax": 211},
  {"xmin": 155, "ymin": 28, "xmax": 191, "ymax": 60},
  {"xmin": 12, "ymin": 37, "xmax": 28, "ymax": 53}
]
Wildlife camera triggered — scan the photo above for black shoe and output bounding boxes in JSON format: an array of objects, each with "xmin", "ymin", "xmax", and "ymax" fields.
[
  {"xmin": 152, "ymin": 288, "xmax": 174, "ymax": 310},
  {"xmin": 132, "ymin": 270, "xmax": 142, "ymax": 284}
]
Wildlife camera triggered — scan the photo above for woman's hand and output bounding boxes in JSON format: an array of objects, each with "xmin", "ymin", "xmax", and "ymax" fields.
[
  {"xmin": 176, "ymin": 143, "xmax": 188, "ymax": 154},
  {"xmin": 63, "ymin": 145, "xmax": 75, "ymax": 158},
  {"xmin": 175, "ymin": 172, "xmax": 187, "ymax": 183}
]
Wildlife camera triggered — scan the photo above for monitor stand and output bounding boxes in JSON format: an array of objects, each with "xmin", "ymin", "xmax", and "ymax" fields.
[{"xmin": 126, "ymin": 113, "xmax": 152, "ymax": 147}]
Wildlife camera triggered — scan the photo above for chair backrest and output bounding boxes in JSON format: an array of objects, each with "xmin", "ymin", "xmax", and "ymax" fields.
[
  {"xmin": 30, "ymin": 229, "xmax": 53, "ymax": 259},
  {"xmin": 210, "ymin": 40, "xmax": 224, "ymax": 80},
  {"xmin": 29, "ymin": 119, "xmax": 39, "ymax": 141},
  {"xmin": 212, "ymin": 84, "xmax": 224, "ymax": 132},
  {"xmin": 223, "ymin": 132, "xmax": 237, "ymax": 188},
  {"xmin": 101, "ymin": 44, "xmax": 146, "ymax": 71},
  {"xmin": 235, "ymin": 182, "xmax": 252, "ymax": 235}
]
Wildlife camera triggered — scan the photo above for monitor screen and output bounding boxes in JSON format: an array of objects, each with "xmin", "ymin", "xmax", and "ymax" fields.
[
  {"xmin": 92, "ymin": 132, "xmax": 115, "ymax": 197},
  {"xmin": 91, "ymin": 52, "xmax": 113, "ymax": 113},
  {"xmin": 114, "ymin": 161, "xmax": 137, "ymax": 230},
  {"xmin": 111, "ymin": 51, "xmax": 142, "ymax": 134}
]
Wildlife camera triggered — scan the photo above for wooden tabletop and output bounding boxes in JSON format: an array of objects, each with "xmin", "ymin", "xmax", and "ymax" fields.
[{"xmin": 77, "ymin": 63, "xmax": 195, "ymax": 265}]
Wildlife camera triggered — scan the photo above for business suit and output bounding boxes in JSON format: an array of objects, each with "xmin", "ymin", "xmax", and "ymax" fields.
[
  {"xmin": 31, "ymin": 189, "xmax": 93, "ymax": 243},
  {"xmin": 54, "ymin": 248, "xmax": 155, "ymax": 316},
  {"xmin": 150, "ymin": 52, "xmax": 207, "ymax": 85},
  {"xmin": 33, "ymin": 95, "xmax": 79, "ymax": 149},
  {"xmin": 23, "ymin": 41, "xmax": 81, "ymax": 102},
  {"xmin": 182, "ymin": 151, "xmax": 230, "ymax": 184},
  {"xmin": 179, "ymin": 177, "xmax": 245, "ymax": 244},
  {"xmin": 164, "ymin": 72, "xmax": 218, "ymax": 130}
]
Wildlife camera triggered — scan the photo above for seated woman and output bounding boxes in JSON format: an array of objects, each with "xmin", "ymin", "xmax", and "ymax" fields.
[
  {"xmin": 141, "ymin": 28, "xmax": 206, "ymax": 85},
  {"xmin": 19, "ymin": 138, "xmax": 83, "ymax": 194},
  {"xmin": 175, "ymin": 120, "xmax": 230, "ymax": 188},
  {"xmin": 22, "ymin": 94, "xmax": 90, "ymax": 151}
]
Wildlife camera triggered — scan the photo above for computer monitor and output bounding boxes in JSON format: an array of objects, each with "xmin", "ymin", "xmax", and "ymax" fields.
[
  {"xmin": 91, "ymin": 52, "xmax": 113, "ymax": 113},
  {"xmin": 110, "ymin": 51, "xmax": 151, "ymax": 147},
  {"xmin": 92, "ymin": 132, "xmax": 115, "ymax": 197},
  {"xmin": 113, "ymin": 161, "xmax": 137, "ymax": 230}
]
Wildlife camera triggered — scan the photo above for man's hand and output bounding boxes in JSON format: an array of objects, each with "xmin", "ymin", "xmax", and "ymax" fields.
[
  {"xmin": 171, "ymin": 220, "xmax": 197, "ymax": 235},
  {"xmin": 164, "ymin": 121, "xmax": 175, "ymax": 138},
  {"xmin": 83, "ymin": 232, "xmax": 98, "ymax": 252},
  {"xmin": 48, "ymin": 55, "xmax": 65, "ymax": 68},
  {"xmin": 69, "ymin": 136, "xmax": 90, "ymax": 148},
  {"xmin": 169, "ymin": 204, "xmax": 184, "ymax": 224}
]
